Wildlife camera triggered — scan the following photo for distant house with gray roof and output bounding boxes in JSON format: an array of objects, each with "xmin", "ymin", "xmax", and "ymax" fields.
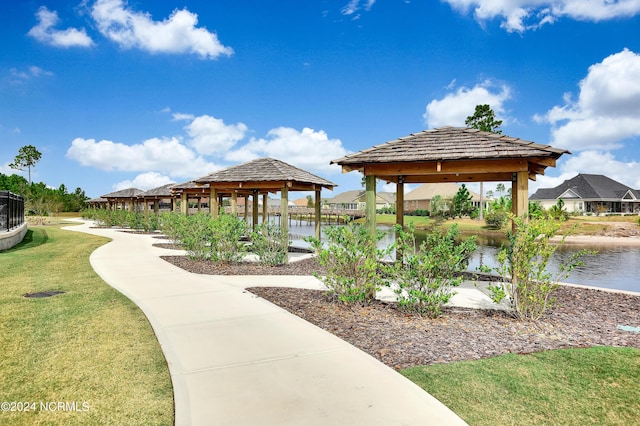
[
  {"xmin": 326, "ymin": 190, "xmax": 396, "ymax": 211},
  {"xmin": 530, "ymin": 174, "xmax": 640, "ymax": 214}
]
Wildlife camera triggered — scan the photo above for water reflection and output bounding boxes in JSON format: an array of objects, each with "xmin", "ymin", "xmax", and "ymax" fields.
[{"xmin": 285, "ymin": 221, "xmax": 640, "ymax": 293}]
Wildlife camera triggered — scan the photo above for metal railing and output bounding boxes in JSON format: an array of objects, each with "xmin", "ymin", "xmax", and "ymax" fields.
[{"xmin": 0, "ymin": 191, "xmax": 25, "ymax": 232}]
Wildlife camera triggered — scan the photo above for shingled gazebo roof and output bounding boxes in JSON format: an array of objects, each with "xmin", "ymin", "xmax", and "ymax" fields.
[
  {"xmin": 139, "ymin": 183, "xmax": 175, "ymax": 198},
  {"xmin": 332, "ymin": 126, "xmax": 570, "ymax": 183},
  {"xmin": 101, "ymin": 188, "xmax": 144, "ymax": 198},
  {"xmin": 193, "ymin": 157, "xmax": 336, "ymax": 191}
]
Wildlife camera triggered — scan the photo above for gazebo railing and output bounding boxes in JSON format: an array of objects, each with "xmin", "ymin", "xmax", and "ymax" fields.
[{"xmin": 0, "ymin": 191, "xmax": 25, "ymax": 232}]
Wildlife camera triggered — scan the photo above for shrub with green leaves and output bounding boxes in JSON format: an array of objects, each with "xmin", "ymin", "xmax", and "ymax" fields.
[
  {"xmin": 488, "ymin": 216, "xmax": 595, "ymax": 320},
  {"xmin": 484, "ymin": 209, "xmax": 508, "ymax": 230},
  {"xmin": 179, "ymin": 212, "xmax": 215, "ymax": 260},
  {"xmin": 306, "ymin": 223, "xmax": 390, "ymax": 304},
  {"xmin": 159, "ymin": 212, "xmax": 183, "ymax": 244},
  {"xmin": 384, "ymin": 224, "xmax": 476, "ymax": 318},
  {"xmin": 209, "ymin": 213, "xmax": 248, "ymax": 263},
  {"xmin": 250, "ymin": 222, "xmax": 290, "ymax": 266}
]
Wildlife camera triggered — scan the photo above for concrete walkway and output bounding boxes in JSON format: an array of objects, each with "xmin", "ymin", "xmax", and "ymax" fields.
[{"xmin": 66, "ymin": 219, "xmax": 468, "ymax": 425}]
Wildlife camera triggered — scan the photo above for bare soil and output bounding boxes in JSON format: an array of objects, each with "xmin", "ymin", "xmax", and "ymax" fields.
[{"xmin": 161, "ymin": 254, "xmax": 640, "ymax": 370}]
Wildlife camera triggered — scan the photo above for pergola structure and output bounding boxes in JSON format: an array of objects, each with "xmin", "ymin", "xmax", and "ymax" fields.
[
  {"xmin": 192, "ymin": 157, "xmax": 336, "ymax": 238},
  {"xmin": 331, "ymin": 127, "xmax": 570, "ymax": 233},
  {"xmin": 101, "ymin": 188, "xmax": 144, "ymax": 211}
]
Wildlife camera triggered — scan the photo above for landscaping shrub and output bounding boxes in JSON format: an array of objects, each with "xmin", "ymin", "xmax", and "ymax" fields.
[
  {"xmin": 249, "ymin": 222, "xmax": 289, "ymax": 266},
  {"xmin": 178, "ymin": 212, "xmax": 214, "ymax": 260},
  {"xmin": 209, "ymin": 213, "xmax": 247, "ymax": 263},
  {"xmin": 487, "ymin": 216, "xmax": 595, "ymax": 320},
  {"xmin": 306, "ymin": 223, "xmax": 390, "ymax": 304},
  {"xmin": 484, "ymin": 209, "xmax": 508, "ymax": 229},
  {"xmin": 384, "ymin": 224, "xmax": 476, "ymax": 318}
]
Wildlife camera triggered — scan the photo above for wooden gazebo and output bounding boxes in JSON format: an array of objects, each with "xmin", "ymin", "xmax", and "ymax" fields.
[
  {"xmin": 331, "ymin": 127, "xmax": 570, "ymax": 233},
  {"xmin": 138, "ymin": 183, "xmax": 176, "ymax": 213},
  {"xmin": 192, "ymin": 157, "xmax": 336, "ymax": 238},
  {"xmin": 101, "ymin": 188, "xmax": 144, "ymax": 211}
]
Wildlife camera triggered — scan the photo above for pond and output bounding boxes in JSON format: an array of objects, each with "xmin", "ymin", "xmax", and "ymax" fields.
[{"xmin": 286, "ymin": 223, "xmax": 640, "ymax": 293}]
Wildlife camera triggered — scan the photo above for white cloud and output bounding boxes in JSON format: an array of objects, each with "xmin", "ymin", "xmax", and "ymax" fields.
[
  {"xmin": 183, "ymin": 115, "xmax": 248, "ymax": 155},
  {"xmin": 226, "ymin": 127, "xmax": 349, "ymax": 173},
  {"xmin": 424, "ymin": 80, "xmax": 511, "ymax": 128},
  {"xmin": 113, "ymin": 172, "xmax": 175, "ymax": 191},
  {"xmin": 90, "ymin": 0, "xmax": 233, "ymax": 59},
  {"xmin": 9, "ymin": 66, "xmax": 54, "ymax": 84},
  {"xmin": 443, "ymin": 0, "xmax": 640, "ymax": 32},
  {"xmin": 537, "ymin": 49, "xmax": 640, "ymax": 151},
  {"xmin": 341, "ymin": 0, "xmax": 376, "ymax": 16},
  {"xmin": 65, "ymin": 136, "xmax": 218, "ymax": 178},
  {"xmin": 28, "ymin": 6, "xmax": 94, "ymax": 47}
]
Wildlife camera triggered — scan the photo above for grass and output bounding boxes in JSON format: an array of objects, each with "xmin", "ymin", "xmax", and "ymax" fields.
[
  {"xmin": 402, "ymin": 346, "xmax": 640, "ymax": 426},
  {"xmin": 0, "ymin": 225, "xmax": 173, "ymax": 425}
]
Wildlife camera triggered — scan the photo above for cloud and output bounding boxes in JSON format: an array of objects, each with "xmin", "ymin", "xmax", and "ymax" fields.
[
  {"xmin": 225, "ymin": 127, "xmax": 349, "ymax": 173},
  {"xmin": 90, "ymin": 0, "xmax": 233, "ymax": 59},
  {"xmin": 66, "ymin": 136, "xmax": 218, "ymax": 178},
  {"xmin": 443, "ymin": 0, "xmax": 640, "ymax": 32},
  {"xmin": 424, "ymin": 80, "xmax": 511, "ymax": 128},
  {"xmin": 28, "ymin": 6, "xmax": 94, "ymax": 47},
  {"xmin": 9, "ymin": 66, "xmax": 54, "ymax": 84},
  {"xmin": 182, "ymin": 115, "xmax": 248, "ymax": 155},
  {"xmin": 113, "ymin": 172, "xmax": 175, "ymax": 191},
  {"xmin": 341, "ymin": 0, "xmax": 376, "ymax": 16},
  {"xmin": 536, "ymin": 49, "xmax": 640, "ymax": 151}
]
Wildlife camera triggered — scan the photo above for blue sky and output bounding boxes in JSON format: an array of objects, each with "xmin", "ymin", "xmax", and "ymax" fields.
[{"xmin": 1, "ymin": 0, "xmax": 639, "ymax": 199}]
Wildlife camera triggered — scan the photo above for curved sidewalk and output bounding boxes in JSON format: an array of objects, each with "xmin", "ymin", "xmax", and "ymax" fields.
[{"xmin": 66, "ymin": 220, "xmax": 467, "ymax": 426}]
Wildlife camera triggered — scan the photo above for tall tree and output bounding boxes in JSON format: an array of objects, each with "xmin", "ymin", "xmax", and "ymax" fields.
[
  {"xmin": 9, "ymin": 145, "xmax": 42, "ymax": 184},
  {"xmin": 465, "ymin": 104, "xmax": 503, "ymax": 133},
  {"xmin": 453, "ymin": 184, "xmax": 474, "ymax": 218}
]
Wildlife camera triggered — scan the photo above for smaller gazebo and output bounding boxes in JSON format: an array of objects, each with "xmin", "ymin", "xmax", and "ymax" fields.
[
  {"xmin": 193, "ymin": 157, "xmax": 336, "ymax": 238},
  {"xmin": 138, "ymin": 183, "xmax": 176, "ymax": 213},
  {"xmin": 101, "ymin": 188, "xmax": 144, "ymax": 211},
  {"xmin": 170, "ymin": 180, "xmax": 211, "ymax": 214}
]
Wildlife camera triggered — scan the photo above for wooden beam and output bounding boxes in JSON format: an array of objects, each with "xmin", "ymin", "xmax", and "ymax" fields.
[
  {"xmin": 252, "ymin": 190, "xmax": 259, "ymax": 230},
  {"xmin": 231, "ymin": 191, "xmax": 237, "ymax": 215},
  {"xmin": 512, "ymin": 171, "xmax": 529, "ymax": 219},
  {"xmin": 362, "ymin": 159, "xmax": 530, "ymax": 176},
  {"xmin": 378, "ymin": 172, "xmax": 515, "ymax": 184},
  {"xmin": 210, "ymin": 188, "xmax": 218, "ymax": 218}
]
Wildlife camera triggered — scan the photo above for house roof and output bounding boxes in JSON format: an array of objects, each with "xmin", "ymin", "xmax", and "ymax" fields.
[
  {"xmin": 101, "ymin": 188, "xmax": 144, "ymax": 198},
  {"xmin": 530, "ymin": 174, "xmax": 640, "ymax": 201},
  {"xmin": 405, "ymin": 183, "xmax": 481, "ymax": 201},
  {"xmin": 332, "ymin": 127, "xmax": 569, "ymax": 183},
  {"xmin": 193, "ymin": 157, "xmax": 335, "ymax": 191}
]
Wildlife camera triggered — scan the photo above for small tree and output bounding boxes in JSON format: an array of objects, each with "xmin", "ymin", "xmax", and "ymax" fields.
[
  {"xmin": 452, "ymin": 184, "xmax": 475, "ymax": 218},
  {"xmin": 10, "ymin": 145, "xmax": 42, "ymax": 185}
]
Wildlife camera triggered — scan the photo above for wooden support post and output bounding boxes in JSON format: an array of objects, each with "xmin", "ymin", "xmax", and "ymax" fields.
[
  {"xmin": 252, "ymin": 190, "xmax": 259, "ymax": 230},
  {"xmin": 244, "ymin": 197, "xmax": 249, "ymax": 223},
  {"xmin": 511, "ymin": 171, "xmax": 529, "ymax": 230},
  {"xmin": 180, "ymin": 193, "xmax": 187, "ymax": 215},
  {"xmin": 210, "ymin": 188, "xmax": 219, "ymax": 218},
  {"xmin": 315, "ymin": 189, "xmax": 321, "ymax": 239},
  {"xmin": 281, "ymin": 186, "xmax": 289, "ymax": 236},
  {"xmin": 365, "ymin": 175, "xmax": 377, "ymax": 235},
  {"xmin": 231, "ymin": 191, "xmax": 238, "ymax": 215},
  {"xmin": 396, "ymin": 178, "xmax": 404, "ymax": 261},
  {"xmin": 153, "ymin": 200, "xmax": 159, "ymax": 213},
  {"xmin": 262, "ymin": 193, "xmax": 268, "ymax": 225}
]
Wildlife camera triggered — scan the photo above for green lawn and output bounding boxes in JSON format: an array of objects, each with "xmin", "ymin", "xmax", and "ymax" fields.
[
  {"xmin": 402, "ymin": 346, "xmax": 640, "ymax": 426},
  {"xmin": 0, "ymin": 225, "xmax": 173, "ymax": 425}
]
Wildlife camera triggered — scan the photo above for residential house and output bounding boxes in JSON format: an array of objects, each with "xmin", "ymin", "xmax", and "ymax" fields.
[
  {"xmin": 530, "ymin": 174, "xmax": 640, "ymax": 214},
  {"xmin": 404, "ymin": 183, "xmax": 482, "ymax": 212},
  {"xmin": 326, "ymin": 190, "xmax": 396, "ymax": 211}
]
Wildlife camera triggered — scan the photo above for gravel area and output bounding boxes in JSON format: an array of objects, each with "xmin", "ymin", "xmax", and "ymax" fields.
[{"xmin": 161, "ymin": 253, "xmax": 640, "ymax": 369}]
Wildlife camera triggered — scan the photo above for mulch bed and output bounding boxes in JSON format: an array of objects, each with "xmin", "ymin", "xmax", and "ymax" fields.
[{"xmin": 161, "ymin": 254, "xmax": 640, "ymax": 369}]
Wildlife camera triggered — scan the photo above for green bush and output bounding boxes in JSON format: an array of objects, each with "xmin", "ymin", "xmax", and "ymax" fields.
[
  {"xmin": 249, "ymin": 222, "xmax": 290, "ymax": 266},
  {"xmin": 159, "ymin": 212, "xmax": 184, "ymax": 244},
  {"xmin": 484, "ymin": 209, "xmax": 508, "ymax": 229},
  {"xmin": 487, "ymin": 216, "xmax": 595, "ymax": 320},
  {"xmin": 306, "ymin": 223, "xmax": 390, "ymax": 304},
  {"xmin": 384, "ymin": 224, "xmax": 476, "ymax": 318},
  {"xmin": 209, "ymin": 213, "xmax": 248, "ymax": 263},
  {"xmin": 179, "ymin": 212, "xmax": 215, "ymax": 260}
]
